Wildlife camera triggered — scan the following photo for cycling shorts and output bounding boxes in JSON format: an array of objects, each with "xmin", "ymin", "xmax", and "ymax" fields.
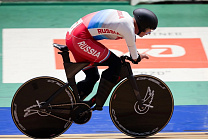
[{"xmin": 65, "ymin": 22, "xmax": 111, "ymax": 66}]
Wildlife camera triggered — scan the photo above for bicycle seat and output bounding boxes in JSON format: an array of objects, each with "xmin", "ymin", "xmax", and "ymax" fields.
[{"xmin": 53, "ymin": 43, "xmax": 69, "ymax": 52}]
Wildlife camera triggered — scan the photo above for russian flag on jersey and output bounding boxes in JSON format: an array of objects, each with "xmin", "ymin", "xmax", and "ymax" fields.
[{"xmin": 82, "ymin": 9, "xmax": 114, "ymax": 40}]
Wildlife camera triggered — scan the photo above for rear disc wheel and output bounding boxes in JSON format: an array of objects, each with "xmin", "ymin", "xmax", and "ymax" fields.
[{"xmin": 11, "ymin": 76, "xmax": 75, "ymax": 138}]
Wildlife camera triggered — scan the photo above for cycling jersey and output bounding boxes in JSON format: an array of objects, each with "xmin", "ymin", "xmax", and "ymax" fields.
[{"xmin": 66, "ymin": 9, "xmax": 138, "ymax": 64}]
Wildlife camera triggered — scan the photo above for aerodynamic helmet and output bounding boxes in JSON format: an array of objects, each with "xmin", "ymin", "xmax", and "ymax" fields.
[{"xmin": 133, "ymin": 8, "xmax": 158, "ymax": 35}]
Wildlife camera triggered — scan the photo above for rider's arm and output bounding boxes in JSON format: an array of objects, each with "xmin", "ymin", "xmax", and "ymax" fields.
[
  {"xmin": 118, "ymin": 13, "xmax": 149, "ymax": 62},
  {"xmin": 115, "ymin": 13, "xmax": 138, "ymax": 60}
]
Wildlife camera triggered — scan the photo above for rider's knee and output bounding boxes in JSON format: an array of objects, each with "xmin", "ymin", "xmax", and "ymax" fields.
[
  {"xmin": 91, "ymin": 72, "xmax": 100, "ymax": 82},
  {"xmin": 100, "ymin": 53, "xmax": 122, "ymax": 83},
  {"xmin": 85, "ymin": 68, "xmax": 100, "ymax": 83},
  {"xmin": 104, "ymin": 52, "xmax": 122, "ymax": 70}
]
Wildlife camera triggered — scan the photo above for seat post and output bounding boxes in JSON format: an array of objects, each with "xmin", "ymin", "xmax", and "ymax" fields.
[{"xmin": 58, "ymin": 51, "xmax": 71, "ymax": 63}]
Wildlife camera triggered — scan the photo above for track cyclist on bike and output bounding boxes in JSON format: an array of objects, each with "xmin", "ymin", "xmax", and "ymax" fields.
[{"xmin": 65, "ymin": 8, "xmax": 158, "ymax": 110}]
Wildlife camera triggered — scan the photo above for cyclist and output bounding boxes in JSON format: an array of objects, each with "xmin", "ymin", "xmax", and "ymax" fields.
[{"xmin": 65, "ymin": 8, "xmax": 158, "ymax": 110}]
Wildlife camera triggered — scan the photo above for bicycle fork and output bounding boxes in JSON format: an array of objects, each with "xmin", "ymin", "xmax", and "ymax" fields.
[
  {"xmin": 127, "ymin": 75, "xmax": 144, "ymax": 109},
  {"xmin": 123, "ymin": 62, "xmax": 144, "ymax": 109}
]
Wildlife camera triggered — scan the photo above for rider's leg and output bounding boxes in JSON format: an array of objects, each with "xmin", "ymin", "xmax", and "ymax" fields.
[
  {"xmin": 66, "ymin": 27, "xmax": 120, "ymax": 105},
  {"xmin": 94, "ymin": 52, "xmax": 122, "ymax": 110},
  {"xmin": 77, "ymin": 67, "xmax": 100, "ymax": 100}
]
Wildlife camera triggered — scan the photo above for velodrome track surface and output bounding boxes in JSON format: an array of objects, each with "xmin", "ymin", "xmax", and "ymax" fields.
[
  {"xmin": 1, "ymin": 132, "xmax": 208, "ymax": 139},
  {"xmin": 0, "ymin": 1, "xmax": 208, "ymax": 139}
]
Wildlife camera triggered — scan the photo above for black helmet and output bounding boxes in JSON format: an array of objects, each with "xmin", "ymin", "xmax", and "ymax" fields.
[{"xmin": 133, "ymin": 8, "xmax": 158, "ymax": 35}]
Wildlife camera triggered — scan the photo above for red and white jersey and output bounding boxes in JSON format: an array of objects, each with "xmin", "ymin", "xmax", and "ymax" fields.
[{"xmin": 69, "ymin": 9, "xmax": 138, "ymax": 59}]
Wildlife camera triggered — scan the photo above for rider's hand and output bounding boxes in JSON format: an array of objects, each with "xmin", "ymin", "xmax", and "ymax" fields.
[
  {"xmin": 140, "ymin": 53, "xmax": 149, "ymax": 60},
  {"xmin": 133, "ymin": 53, "xmax": 149, "ymax": 64}
]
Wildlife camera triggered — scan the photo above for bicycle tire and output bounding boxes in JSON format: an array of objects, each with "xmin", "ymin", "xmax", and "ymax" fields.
[
  {"xmin": 109, "ymin": 74, "xmax": 174, "ymax": 138},
  {"xmin": 11, "ymin": 76, "xmax": 76, "ymax": 138}
]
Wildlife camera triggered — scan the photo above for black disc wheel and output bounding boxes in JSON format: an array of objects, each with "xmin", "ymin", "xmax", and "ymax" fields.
[
  {"xmin": 11, "ymin": 76, "xmax": 76, "ymax": 138},
  {"xmin": 110, "ymin": 75, "xmax": 174, "ymax": 138}
]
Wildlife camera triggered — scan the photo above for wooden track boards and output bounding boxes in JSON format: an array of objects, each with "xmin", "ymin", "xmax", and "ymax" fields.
[{"xmin": 0, "ymin": 132, "xmax": 208, "ymax": 139}]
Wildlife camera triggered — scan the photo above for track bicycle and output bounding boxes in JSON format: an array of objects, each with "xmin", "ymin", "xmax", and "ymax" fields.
[{"xmin": 11, "ymin": 43, "xmax": 174, "ymax": 138}]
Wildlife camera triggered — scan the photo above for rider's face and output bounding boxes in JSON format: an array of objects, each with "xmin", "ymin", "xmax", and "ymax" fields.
[{"xmin": 138, "ymin": 28, "xmax": 153, "ymax": 37}]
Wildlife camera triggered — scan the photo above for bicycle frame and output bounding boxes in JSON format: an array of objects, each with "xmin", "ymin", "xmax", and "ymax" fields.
[{"xmin": 41, "ymin": 45, "xmax": 144, "ymax": 109}]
